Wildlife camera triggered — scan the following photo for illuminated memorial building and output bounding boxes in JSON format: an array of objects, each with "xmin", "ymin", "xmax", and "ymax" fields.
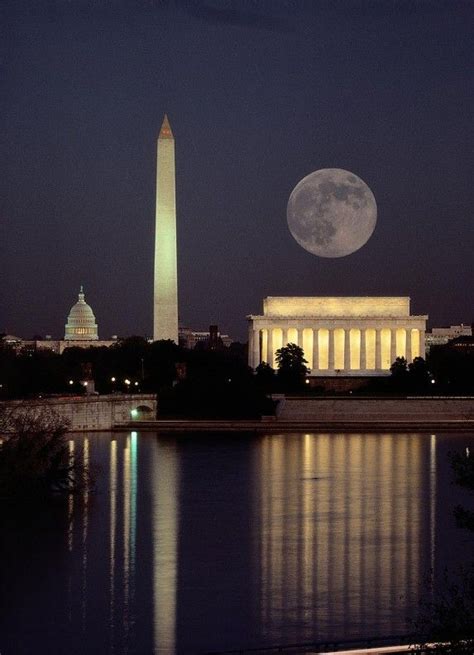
[{"xmin": 248, "ymin": 296, "xmax": 427, "ymax": 376}]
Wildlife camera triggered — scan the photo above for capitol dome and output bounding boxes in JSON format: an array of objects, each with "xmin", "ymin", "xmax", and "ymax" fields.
[{"xmin": 64, "ymin": 286, "xmax": 99, "ymax": 341}]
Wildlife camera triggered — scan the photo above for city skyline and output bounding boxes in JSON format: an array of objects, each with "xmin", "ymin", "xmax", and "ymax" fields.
[{"xmin": 1, "ymin": 1, "xmax": 473, "ymax": 341}]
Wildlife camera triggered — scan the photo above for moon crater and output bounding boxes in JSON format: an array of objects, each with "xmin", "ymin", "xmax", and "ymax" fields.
[{"xmin": 287, "ymin": 168, "xmax": 377, "ymax": 258}]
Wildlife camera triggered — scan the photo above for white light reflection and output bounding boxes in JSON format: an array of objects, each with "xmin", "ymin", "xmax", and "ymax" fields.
[
  {"xmin": 68, "ymin": 440, "xmax": 75, "ymax": 552},
  {"xmin": 110, "ymin": 439, "xmax": 117, "ymax": 652},
  {"xmin": 123, "ymin": 436, "xmax": 131, "ymax": 638},
  {"xmin": 82, "ymin": 438, "xmax": 89, "ymax": 631},
  {"xmin": 255, "ymin": 433, "xmax": 426, "ymax": 642},
  {"xmin": 67, "ymin": 439, "xmax": 75, "ymax": 624},
  {"xmin": 130, "ymin": 432, "xmax": 138, "ymax": 621},
  {"xmin": 152, "ymin": 440, "xmax": 179, "ymax": 654},
  {"xmin": 430, "ymin": 434, "xmax": 437, "ymax": 596}
]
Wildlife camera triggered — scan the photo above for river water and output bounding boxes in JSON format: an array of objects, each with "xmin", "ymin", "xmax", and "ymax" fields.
[{"xmin": 1, "ymin": 431, "xmax": 473, "ymax": 654}]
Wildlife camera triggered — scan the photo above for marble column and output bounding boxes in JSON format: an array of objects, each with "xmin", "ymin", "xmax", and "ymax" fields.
[
  {"xmin": 408, "ymin": 329, "xmax": 415, "ymax": 363},
  {"xmin": 375, "ymin": 329, "xmax": 382, "ymax": 371},
  {"xmin": 360, "ymin": 329, "xmax": 366, "ymax": 371},
  {"xmin": 391, "ymin": 328, "xmax": 397, "ymax": 365},
  {"xmin": 344, "ymin": 329, "xmax": 351, "ymax": 372},
  {"xmin": 420, "ymin": 329, "xmax": 426, "ymax": 360},
  {"xmin": 253, "ymin": 329, "xmax": 260, "ymax": 368},
  {"xmin": 328, "ymin": 329, "xmax": 335, "ymax": 371},
  {"xmin": 313, "ymin": 328, "xmax": 319, "ymax": 371},
  {"xmin": 248, "ymin": 328, "xmax": 255, "ymax": 368},
  {"xmin": 267, "ymin": 327, "xmax": 274, "ymax": 368}
]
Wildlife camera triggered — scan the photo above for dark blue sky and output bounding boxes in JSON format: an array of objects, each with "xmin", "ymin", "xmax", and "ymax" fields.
[{"xmin": 1, "ymin": 0, "xmax": 473, "ymax": 341}]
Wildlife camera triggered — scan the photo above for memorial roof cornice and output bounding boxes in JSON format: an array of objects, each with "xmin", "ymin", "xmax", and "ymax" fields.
[{"xmin": 247, "ymin": 314, "xmax": 429, "ymax": 320}]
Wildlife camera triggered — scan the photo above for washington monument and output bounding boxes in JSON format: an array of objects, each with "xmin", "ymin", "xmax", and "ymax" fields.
[{"xmin": 153, "ymin": 114, "xmax": 178, "ymax": 343}]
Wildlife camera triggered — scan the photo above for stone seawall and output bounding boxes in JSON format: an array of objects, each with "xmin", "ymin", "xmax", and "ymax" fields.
[
  {"xmin": 1, "ymin": 394, "xmax": 157, "ymax": 432},
  {"xmin": 277, "ymin": 396, "xmax": 474, "ymax": 424}
]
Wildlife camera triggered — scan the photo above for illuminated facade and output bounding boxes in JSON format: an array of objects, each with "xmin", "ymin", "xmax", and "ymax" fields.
[
  {"xmin": 64, "ymin": 286, "xmax": 99, "ymax": 341},
  {"xmin": 248, "ymin": 296, "xmax": 427, "ymax": 376},
  {"xmin": 153, "ymin": 115, "xmax": 178, "ymax": 343}
]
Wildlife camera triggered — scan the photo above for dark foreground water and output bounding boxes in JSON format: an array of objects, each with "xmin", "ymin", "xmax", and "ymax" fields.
[{"xmin": 1, "ymin": 431, "xmax": 474, "ymax": 654}]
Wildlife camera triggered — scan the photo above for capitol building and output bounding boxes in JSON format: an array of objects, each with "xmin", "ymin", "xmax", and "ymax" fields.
[
  {"xmin": 64, "ymin": 286, "xmax": 99, "ymax": 341},
  {"xmin": 3, "ymin": 287, "xmax": 115, "ymax": 354}
]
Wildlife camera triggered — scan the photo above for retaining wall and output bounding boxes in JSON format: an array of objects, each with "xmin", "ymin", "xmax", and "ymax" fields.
[
  {"xmin": 1, "ymin": 394, "xmax": 157, "ymax": 432},
  {"xmin": 277, "ymin": 396, "xmax": 474, "ymax": 423}
]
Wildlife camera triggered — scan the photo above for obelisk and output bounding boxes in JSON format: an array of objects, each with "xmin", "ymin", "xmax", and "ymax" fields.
[{"xmin": 153, "ymin": 114, "xmax": 178, "ymax": 343}]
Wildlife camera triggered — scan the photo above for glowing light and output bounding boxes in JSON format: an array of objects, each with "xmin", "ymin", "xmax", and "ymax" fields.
[
  {"xmin": 124, "ymin": 379, "xmax": 131, "ymax": 386},
  {"xmin": 261, "ymin": 329, "xmax": 268, "ymax": 364},
  {"xmin": 318, "ymin": 329, "xmax": 329, "ymax": 369},
  {"xmin": 396, "ymin": 328, "xmax": 407, "ymax": 358},
  {"xmin": 381, "ymin": 328, "xmax": 391, "ymax": 369},
  {"xmin": 287, "ymin": 327, "xmax": 298, "ymax": 345},
  {"xmin": 365, "ymin": 329, "xmax": 376, "ymax": 369},
  {"xmin": 111, "ymin": 377, "xmax": 116, "ymax": 382},
  {"xmin": 411, "ymin": 329, "xmax": 420, "ymax": 359},
  {"xmin": 302, "ymin": 328, "xmax": 313, "ymax": 370},
  {"xmin": 264, "ymin": 296, "xmax": 410, "ymax": 318},
  {"xmin": 69, "ymin": 379, "xmax": 74, "ymax": 385},
  {"xmin": 350, "ymin": 328, "xmax": 361, "ymax": 370},
  {"xmin": 272, "ymin": 328, "xmax": 283, "ymax": 368},
  {"xmin": 131, "ymin": 409, "xmax": 138, "ymax": 418},
  {"xmin": 334, "ymin": 328, "xmax": 345, "ymax": 369}
]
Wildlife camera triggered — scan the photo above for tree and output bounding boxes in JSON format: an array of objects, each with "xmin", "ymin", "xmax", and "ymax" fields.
[
  {"xmin": 390, "ymin": 356, "xmax": 408, "ymax": 391},
  {"xmin": 408, "ymin": 356, "xmax": 430, "ymax": 391},
  {"xmin": 255, "ymin": 361, "xmax": 275, "ymax": 391},
  {"xmin": 0, "ymin": 408, "xmax": 93, "ymax": 501},
  {"xmin": 275, "ymin": 343, "xmax": 309, "ymax": 391},
  {"xmin": 390, "ymin": 356, "xmax": 408, "ymax": 377}
]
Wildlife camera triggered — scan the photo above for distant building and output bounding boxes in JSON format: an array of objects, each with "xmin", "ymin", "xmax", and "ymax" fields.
[
  {"xmin": 425, "ymin": 324, "xmax": 472, "ymax": 352},
  {"xmin": 248, "ymin": 296, "xmax": 428, "ymax": 377},
  {"xmin": 2, "ymin": 286, "xmax": 116, "ymax": 355},
  {"xmin": 178, "ymin": 325, "xmax": 233, "ymax": 349},
  {"xmin": 1, "ymin": 334, "xmax": 23, "ymax": 350},
  {"xmin": 64, "ymin": 286, "xmax": 98, "ymax": 340}
]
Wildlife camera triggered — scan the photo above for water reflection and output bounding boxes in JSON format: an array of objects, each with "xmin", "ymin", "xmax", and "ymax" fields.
[
  {"xmin": 152, "ymin": 439, "xmax": 179, "ymax": 654},
  {"xmin": 67, "ymin": 433, "xmax": 139, "ymax": 653},
  {"xmin": 254, "ymin": 433, "xmax": 434, "ymax": 643},
  {"xmin": 110, "ymin": 438, "xmax": 117, "ymax": 651},
  {"xmin": 2, "ymin": 431, "xmax": 473, "ymax": 655}
]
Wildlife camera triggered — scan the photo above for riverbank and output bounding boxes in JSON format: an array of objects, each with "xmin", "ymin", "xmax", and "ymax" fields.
[
  {"xmin": 1, "ymin": 394, "xmax": 157, "ymax": 432},
  {"xmin": 121, "ymin": 395, "xmax": 474, "ymax": 433},
  {"xmin": 120, "ymin": 418, "xmax": 474, "ymax": 432}
]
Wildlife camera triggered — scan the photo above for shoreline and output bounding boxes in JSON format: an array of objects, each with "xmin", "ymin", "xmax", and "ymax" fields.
[{"xmin": 117, "ymin": 418, "xmax": 474, "ymax": 433}]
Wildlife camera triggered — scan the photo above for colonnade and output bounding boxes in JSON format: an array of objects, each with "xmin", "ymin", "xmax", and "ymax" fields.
[{"xmin": 249, "ymin": 325, "xmax": 424, "ymax": 373}]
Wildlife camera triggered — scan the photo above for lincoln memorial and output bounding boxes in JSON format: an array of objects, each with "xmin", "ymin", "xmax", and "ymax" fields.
[{"xmin": 248, "ymin": 297, "xmax": 427, "ymax": 376}]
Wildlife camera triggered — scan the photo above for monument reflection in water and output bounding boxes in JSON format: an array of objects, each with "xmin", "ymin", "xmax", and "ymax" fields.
[
  {"xmin": 3, "ymin": 431, "xmax": 471, "ymax": 654},
  {"xmin": 254, "ymin": 434, "xmax": 437, "ymax": 645}
]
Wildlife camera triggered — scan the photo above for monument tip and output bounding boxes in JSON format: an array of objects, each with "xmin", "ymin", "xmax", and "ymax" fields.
[{"xmin": 159, "ymin": 114, "xmax": 173, "ymax": 140}]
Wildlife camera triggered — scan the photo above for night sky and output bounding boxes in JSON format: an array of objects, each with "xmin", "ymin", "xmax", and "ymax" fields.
[{"xmin": 1, "ymin": 0, "xmax": 473, "ymax": 342}]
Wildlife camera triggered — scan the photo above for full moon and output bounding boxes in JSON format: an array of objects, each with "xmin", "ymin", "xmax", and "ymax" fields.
[{"xmin": 287, "ymin": 168, "xmax": 377, "ymax": 258}]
